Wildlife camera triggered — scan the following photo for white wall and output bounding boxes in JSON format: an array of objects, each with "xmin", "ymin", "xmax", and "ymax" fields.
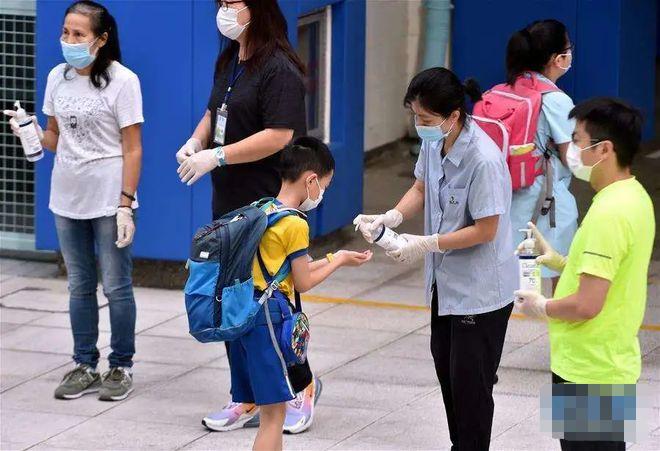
[{"xmin": 364, "ymin": 0, "xmax": 422, "ymax": 151}]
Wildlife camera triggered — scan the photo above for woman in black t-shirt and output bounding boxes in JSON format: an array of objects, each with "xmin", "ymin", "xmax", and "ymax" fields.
[{"xmin": 175, "ymin": 0, "xmax": 316, "ymax": 438}]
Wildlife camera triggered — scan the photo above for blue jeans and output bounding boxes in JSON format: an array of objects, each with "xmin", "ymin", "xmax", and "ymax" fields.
[{"xmin": 54, "ymin": 214, "xmax": 136, "ymax": 368}]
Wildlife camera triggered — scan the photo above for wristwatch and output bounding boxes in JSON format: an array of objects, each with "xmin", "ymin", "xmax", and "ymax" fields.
[{"xmin": 214, "ymin": 146, "xmax": 226, "ymax": 167}]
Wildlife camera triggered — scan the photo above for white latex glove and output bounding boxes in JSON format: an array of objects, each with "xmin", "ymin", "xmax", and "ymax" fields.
[
  {"xmin": 177, "ymin": 148, "xmax": 219, "ymax": 186},
  {"xmin": 353, "ymin": 209, "xmax": 403, "ymax": 243},
  {"xmin": 515, "ymin": 221, "xmax": 567, "ymax": 272},
  {"xmin": 115, "ymin": 207, "xmax": 135, "ymax": 249},
  {"xmin": 514, "ymin": 290, "xmax": 549, "ymax": 320},
  {"xmin": 3, "ymin": 110, "xmax": 44, "ymax": 140},
  {"xmin": 387, "ymin": 233, "xmax": 442, "ymax": 265},
  {"xmin": 175, "ymin": 137, "xmax": 202, "ymax": 164}
]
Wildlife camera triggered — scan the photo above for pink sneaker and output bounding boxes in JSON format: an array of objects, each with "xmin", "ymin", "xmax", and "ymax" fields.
[
  {"xmin": 283, "ymin": 378, "xmax": 319, "ymax": 434},
  {"xmin": 202, "ymin": 402, "xmax": 259, "ymax": 432}
]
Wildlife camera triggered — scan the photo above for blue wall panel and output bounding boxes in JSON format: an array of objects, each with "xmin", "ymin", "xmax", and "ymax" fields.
[
  {"xmin": 36, "ymin": 0, "xmax": 193, "ymax": 259},
  {"xmin": 453, "ymin": 0, "xmax": 656, "ymax": 138},
  {"xmin": 619, "ymin": 0, "xmax": 657, "ymax": 137},
  {"xmin": 35, "ymin": 0, "xmax": 365, "ymax": 259},
  {"xmin": 190, "ymin": 0, "xmax": 220, "ymax": 234}
]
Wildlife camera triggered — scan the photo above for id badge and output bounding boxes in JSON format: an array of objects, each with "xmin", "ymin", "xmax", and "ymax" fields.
[{"xmin": 214, "ymin": 106, "xmax": 228, "ymax": 145}]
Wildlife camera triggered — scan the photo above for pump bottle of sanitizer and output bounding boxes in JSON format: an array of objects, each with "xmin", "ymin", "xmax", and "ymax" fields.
[
  {"xmin": 367, "ymin": 225, "xmax": 408, "ymax": 253},
  {"xmin": 518, "ymin": 228, "xmax": 541, "ymax": 293},
  {"xmin": 13, "ymin": 101, "xmax": 43, "ymax": 162}
]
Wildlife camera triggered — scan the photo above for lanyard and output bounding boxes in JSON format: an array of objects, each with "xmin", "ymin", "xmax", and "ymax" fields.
[{"xmin": 221, "ymin": 56, "xmax": 245, "ymax": 111}]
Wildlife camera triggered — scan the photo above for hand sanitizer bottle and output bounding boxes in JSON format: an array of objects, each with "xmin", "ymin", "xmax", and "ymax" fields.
[
  {"xmin": 518, "ymin": 228, "xmax": 541, "ymax": 293},
  {"xmin": 13, "ymin": 101, "xmax": 43, "ymax": 162},
  {"xmin": 369, "ymin": 225, "xmax": 408, "ymax": 253}
]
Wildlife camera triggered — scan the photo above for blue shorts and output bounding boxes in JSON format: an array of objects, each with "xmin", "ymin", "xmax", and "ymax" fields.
[{"xmin": 229, "ymin": 293, "xmax": 296, "ymax": 406}]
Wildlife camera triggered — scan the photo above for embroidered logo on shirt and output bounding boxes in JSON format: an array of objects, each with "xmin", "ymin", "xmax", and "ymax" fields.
[
  {"xmin": 461, "ymin": 315, "xmax": 475, "ymax": 325},
  {"xmin": 449, "ymin": 195, "xmax": 459, "ymax": 205}
]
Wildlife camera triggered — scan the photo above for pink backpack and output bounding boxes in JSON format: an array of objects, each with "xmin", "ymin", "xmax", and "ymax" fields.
[{"xmin": 472, "ymin": 72, "xmax": 560, "ymax": 191}]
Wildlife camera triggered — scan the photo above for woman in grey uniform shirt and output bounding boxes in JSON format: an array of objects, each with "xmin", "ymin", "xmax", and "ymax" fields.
[{"xmin": 355, "ymin": 68, "xmax": 517, "ymax": 451}]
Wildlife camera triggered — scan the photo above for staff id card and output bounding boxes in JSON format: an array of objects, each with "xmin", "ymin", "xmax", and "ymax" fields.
[{"xmin": 214, "ymin": 105, "xmax": 228, "ymax": 145}]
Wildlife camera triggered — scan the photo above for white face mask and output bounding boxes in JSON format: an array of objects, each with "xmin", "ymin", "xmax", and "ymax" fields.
[
  {"xmin": 216, "ymin": 6, "xmax": 249, "ymax": 40},
  {"xmin": 299, "ymin": 177, "xmax": 324, "ymax": 212},
  {"xmin": 556, "ymin": 52, "xmax": 572, "ymax": 72},
  {"xmin": 566, "ymin": 141, "xmax": 603, "ymax": 182}
]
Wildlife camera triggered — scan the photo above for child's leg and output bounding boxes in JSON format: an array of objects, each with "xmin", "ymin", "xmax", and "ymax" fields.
[{"xmin": 253, "ymin": 402, "xmax": 286, "ymax": 451}]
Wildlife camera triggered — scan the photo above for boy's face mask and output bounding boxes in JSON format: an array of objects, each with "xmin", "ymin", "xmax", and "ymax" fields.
[{"xmin": 299, "ymin": 176, "xmax": 324, "ymax": 212}]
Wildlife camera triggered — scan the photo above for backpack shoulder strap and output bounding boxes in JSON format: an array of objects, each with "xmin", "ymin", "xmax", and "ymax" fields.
[{"xmin": 266, "ymin": 207, "xmax": 307, "ymax": 227}]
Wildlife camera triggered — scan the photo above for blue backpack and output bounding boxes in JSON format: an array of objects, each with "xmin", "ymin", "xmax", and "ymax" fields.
[{"xmin": 184, "ymin": 198, "xmax": 304, "ymax": 343}]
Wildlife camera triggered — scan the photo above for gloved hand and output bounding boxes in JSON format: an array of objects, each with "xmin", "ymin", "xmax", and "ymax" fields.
[
  {"xmin": 3, "ymin": 110, "xmax": 44, "ymax": 141},
  {"xmin": 115, "ymin": 207, "xmax": 135, "ymax": 249},
  {"xmin": 177, "ymin": 148, "xmax": 219, "ymax": 186},
  {"xmin": 386, "ymin": 233, "xmax": 442, "ymax": 265},
  {"xmin": 353, "ymin": 209, "xmax": 403, "ymax": 243},
  {"xmin": 514, "ymin": 290, "xmax": 549, "ymax": 320},
  {"xmin": 175, "ymin": 137, "xmax": 202, "ymax": 164},
  {"xmin": 515, "ymin": 221, "xmax": 567, "ymax": 272}
]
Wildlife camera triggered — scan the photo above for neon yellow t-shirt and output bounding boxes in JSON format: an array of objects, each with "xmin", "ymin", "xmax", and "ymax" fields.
[
  {"xmin": 252, "ymin": 213, "xmax": 309, "ymax": 300},
  {"xmin": 550, "ymin": 177, "xmax": 655, "ymax": 384}
]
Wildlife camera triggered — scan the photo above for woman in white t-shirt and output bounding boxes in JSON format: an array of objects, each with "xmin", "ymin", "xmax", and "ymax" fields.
[{"xmin": 4, "ymin": 0, "xmax": 143, "ymax": 401}]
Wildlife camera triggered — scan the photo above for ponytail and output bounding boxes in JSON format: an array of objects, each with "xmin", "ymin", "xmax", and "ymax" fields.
[
  {"xmin": 63, "ymin": 1, "xmax": 122, "ymax": 89},
  {"xmin": 505, "ymin": 19, "xmax": 568, "ymax": 85},
  {"xmin": 463, "ymin": 78, "xmax": 482, "ymax": 103}
]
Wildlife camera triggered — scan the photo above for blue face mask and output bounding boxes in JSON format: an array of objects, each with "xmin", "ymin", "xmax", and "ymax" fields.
[
  {"xmin": 61, "ymin": 38, "xmax": 98, "ymax": 69},
  {"xmin": 415, "ymin": 116, "xmax": 456, "ymax": 142}
]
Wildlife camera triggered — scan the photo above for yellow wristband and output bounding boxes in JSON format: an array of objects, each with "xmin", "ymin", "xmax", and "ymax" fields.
[{"xmin": 326, "ymin": 253, "xmax": 335, "ymax": 263}]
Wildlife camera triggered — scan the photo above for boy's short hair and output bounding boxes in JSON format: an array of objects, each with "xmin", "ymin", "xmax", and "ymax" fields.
[
  {"xmin": 569, "ymin": 97, "xmax": 644, "ymax": 168},
  {"xmin": 278, "ymin": 136, "xmax": 335, "ymax": 182}
]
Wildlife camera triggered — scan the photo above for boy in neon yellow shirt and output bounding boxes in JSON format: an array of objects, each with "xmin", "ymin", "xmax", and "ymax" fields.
[{"xmin": 515, "ymin": 98, "xmax": 654, "ymax": 451}]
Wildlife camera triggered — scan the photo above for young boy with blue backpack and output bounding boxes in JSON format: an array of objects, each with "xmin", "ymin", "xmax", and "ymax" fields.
[{"xmin": 184, "ymin": 136, "xmax": 371, "ymax": 451}]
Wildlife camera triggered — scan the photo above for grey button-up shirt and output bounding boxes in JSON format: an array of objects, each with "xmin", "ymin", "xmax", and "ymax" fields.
[{"xmin": 414, "ymin": 117, "xmax": 518, "ymax": 315}]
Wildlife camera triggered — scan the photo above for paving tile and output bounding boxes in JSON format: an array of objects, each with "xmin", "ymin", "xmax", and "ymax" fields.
[
  {"xmin": 0, "ymin": 409, "xmax": 88, "ymax": 450},
  {"xmin": 500, "ymin": 335, "xmax": 551, "ymax": 372},
  {"xmin": 0, "ymin": 307, "xmax": 50, "ymax": 325},
  {"xmin": 640, "ymin": 346, "xmax": 660, "ymax": 381},
  {"xmin": 102, "ymin": 367, "xmax": 231, "ymax": 426},
  {"xmin": 0, "ymin": 325, "xmax": 110, "ymax": 355},
  {"xmin": 490, "ymin": 409, "xmax": 558, "ymax": 451},
  {"xmin": 298, "ymin": 300, "xmax": 338, "ymax": 318},
  {"xmin": 1, "ymin": 361, "xmax": 190, "ymax": 417},
  {"xmin": 132, "ymin": 334, "xmax": 224, "ymax": 366},
  {"xmin": 504, "ymin": 317, "xmax": 549, "ymax": 344},
  {"xmin": 182, "ymin": 428, "xmax": 338, "ymax": 451},
  {"xmin": 318, "ymin": 376, "xmax": 434, "ymax": 412},
  {"xmin": 1, "ymin": 289, "xmax": 71, "ymax": 313},
  {"xmin": 311, "ymin": 304, "xmax": 429, "ymax": 333},
  {"xmin": 492, "ymin": 367, "xmax": 551, "ymax": 398},
  {"xmin": 326, "ymin": 353, "xmax": 438, "ymax": 387},
  {"xmin": 330, "ymin": 389, "xmax": 449, "ymax": 450},
  {"xmin": 353, "ymin": 283, "xmax": 428, "ymax": 307},
  {"xmin": 306, "ymin": 405, "xmax": 389, "ymax": 441},
  {"xmin": 31, "ymin": 309, "xmax": 181, "ymax": 335},
  {"xmin": 0, "ymin": 322, "xmax": 21, "ymax": 335},
  {"xmin": 140, "ymin": 314, "xmax": 191, "ymax": 339},
  {"xmin": 307, "ymin": 279, "xmax": 382, "ymax": 299},
  {"xmin": 37, "ymin": 417, "xmax": 206, "ymax": 450},
  {"xmin": 1, "ymin": 349, "xmax": 70, "ymax": 391},
  {"xmin": 376, "ymin": 333, "xmax": 432, "ymax": 361}
]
